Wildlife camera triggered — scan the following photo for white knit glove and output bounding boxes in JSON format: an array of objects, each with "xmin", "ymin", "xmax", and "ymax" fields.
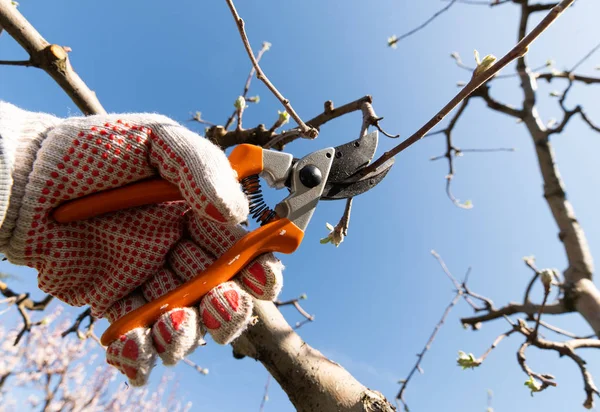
[{"xmin": 0, "ymin": 102, "xmax": 283, "ymax": 386}]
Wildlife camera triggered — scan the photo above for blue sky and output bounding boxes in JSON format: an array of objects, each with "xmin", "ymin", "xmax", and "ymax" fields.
[{"xmin": 1, "ymin": 0, "xmax": 599, "ymax": 410}]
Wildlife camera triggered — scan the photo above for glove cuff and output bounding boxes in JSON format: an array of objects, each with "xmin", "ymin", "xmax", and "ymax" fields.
[{"xmin": 0, "ymin": 102, "xmax": 62, "ymax": 252}]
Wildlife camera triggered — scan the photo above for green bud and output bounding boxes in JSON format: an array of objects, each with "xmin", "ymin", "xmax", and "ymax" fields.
[
  {"xmin": 278, "ymin": 110, "xmax": 290, "ymax": 125},
  {"xmin": 549, "ymin": 91, "xmax": 561, "ymax": 98},
  {"xmin": 387, "ymin": 35, "xmax": 399, "ymax": 49},
  {"xmin": 457, "ymin": 351, "xmax": 480, "ymax": 370},
  {"xmin": 524, "ymin": 376, "xmax": 541, "ymax": 396},
  {"xmin": 299, "ymin": 293, "xmax": 308, "ymax": 300},
  {"xmin": 234, "ymin": 96, "xmax": 246, "ymax": 110},
  {"xmin": 473, "ymin": 50, "xmax": 497, "ymax": 76},
  {"xmin": 545, "ymin": 59, "xmax": 554, "ymax": 67},
  {"xmin": 262, "ymin": 42, "xmax": 272, "ymax": 51}
]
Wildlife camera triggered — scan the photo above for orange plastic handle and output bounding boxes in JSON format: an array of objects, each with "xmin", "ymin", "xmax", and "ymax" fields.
[
  {"xmin": 45, "ymin": 143, "xmax": 299, "ymax": 346},
  {"xmin": 52, "ymin": 144, "xmax": 264, "ymax": 223},
  {"xmin": 101, "ymin": 217, "xmax": 303, "ymax": 346}
]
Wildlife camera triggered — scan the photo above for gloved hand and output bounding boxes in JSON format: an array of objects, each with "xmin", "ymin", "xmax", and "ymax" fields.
[{"xmin": 0, "ymin": 102, "xmax": 283, "ymax": 385}]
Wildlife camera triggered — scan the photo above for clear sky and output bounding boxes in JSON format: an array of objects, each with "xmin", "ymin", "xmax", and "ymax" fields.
[{"xmin": 1, "ymin": 1, "xmax": 599, "ymax": 411}]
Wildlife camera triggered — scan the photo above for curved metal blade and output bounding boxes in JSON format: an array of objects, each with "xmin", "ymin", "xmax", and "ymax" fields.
[
  {"xmin": 326, "ymin": 130, "xmax": 379, "ymax": 183},
  {"xmin": 321, "ymin": 157, "xmax": 394, "ymax": 200}
]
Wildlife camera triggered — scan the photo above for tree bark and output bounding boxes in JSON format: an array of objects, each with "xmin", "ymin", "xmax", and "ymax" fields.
[
  {"xmin": 233, "ymin": 301, "xmax": 395, "ymax": 411},
  {"xmin": 517, "ymin": 1, "xmax": 600, "ymax": 337}
]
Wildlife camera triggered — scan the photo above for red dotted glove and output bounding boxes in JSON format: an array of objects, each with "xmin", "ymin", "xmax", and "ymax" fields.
[{"xmin": 0, "ymin": 102, "xmax": 283, "ymax": 385}]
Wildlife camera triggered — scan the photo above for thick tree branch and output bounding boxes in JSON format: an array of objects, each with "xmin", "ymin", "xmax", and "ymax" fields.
[
  {"xmin": 0, "ymin": 0, "xmax": 105, "ymax": 115},
  {"xmin": 232, "ymin": 301, "xmax": 395, "ymax": 411}
]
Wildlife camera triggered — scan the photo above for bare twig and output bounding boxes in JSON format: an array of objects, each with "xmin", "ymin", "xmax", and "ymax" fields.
[
  {"xmin": 477, "ymin": 329, "xmax": 516, "ymax": 363},
  {"xmin": 0, "ymin": 280, "xmax": 54, "ymax": 345},
  {"xmin": 224, "ymin": 0, "xmax": 317, "ymax": 138},
  {"xmin": 258, "ymin": 375, "xmax": 272, "ymax": 412},
  {"xmin": 360, "ymin": 0, "xmax": 576, "ymax": 177},
  {"xmin": 570, "ymin": 40, "xmax": 600, "ymax": 72},
  {"xmin": 0, "ymin": 59, "xmax": 32, "ymax": 66},
  {"xmin": 275, "ymin": 296, "xmax": 314, "ymax": 323},
  {"xmin": 388, "ymin": 1, "xmax": 458, "ymax": 47},
  {"xmin": 60, "ymin": 307, "xmax": 99, "ymax": 344},
  {"xmin": 396, "ymin": 292, "xmax": 462, "ymax": 411}
]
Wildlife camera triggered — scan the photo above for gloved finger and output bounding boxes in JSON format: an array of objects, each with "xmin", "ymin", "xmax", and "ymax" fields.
[
  {"xmin": 142, "ymin": 116, "xmax": 248, "ymax": 224},
  {"xmin": 105, "ymin": 293, "xmax": 156, "ymax": 387},
  {"xmin": 199, "ymin": 281, "xmax": 253, "ymax": 344},
  {"xmin": 141, "ymin": 268, "xmax": 204, "ymax": 365},
  {"xmin": 168, "ymin": 240, "xmax": 253, "ymax": 344},
  {"xmin": 186, "ymin": 213, "xmax": 284, "ymax": 300}
]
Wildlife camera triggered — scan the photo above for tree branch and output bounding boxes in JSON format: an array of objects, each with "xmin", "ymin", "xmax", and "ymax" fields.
[
  {"xmin": 461, "ymin": 301, "xmax": 570, "ymax": 328},
  {"xmin": 0, "ymin": 0, "xmax": 105, "ymax": 115}
]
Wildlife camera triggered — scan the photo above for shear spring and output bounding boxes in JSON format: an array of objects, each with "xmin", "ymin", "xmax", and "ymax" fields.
[{"xmin": 241, "ymin": 175, "xmax": 277, "ymax": 225}]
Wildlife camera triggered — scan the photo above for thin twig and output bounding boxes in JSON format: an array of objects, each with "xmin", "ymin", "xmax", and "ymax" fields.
[
  {"xmin": 258, "ymin": 375, "xmax": 272, "ymax": 412},
  {"xmin": 477, "ymin": 329, "xmax": 516, "ymax": 363},
  {"xmin": 396, "ymin": 292, "xmax": 461, "ymax": 411},
  {"xmin": 224, "ymin": 0, "xmax": 316, "ymax": 138},
  {"xmin": 275, "ymin": 296, "xmax": 314, "ymax": 322},
  {"xmin": 0, "ymin": 59, "xmax": 32, "ymax": 66},
  {"xmin": 570, "ymin": 40, "xmax": 600, "ymax": 72},
  {"xmin": 389, "ymin": 1, "xmax": 458, "ymax": 47}
]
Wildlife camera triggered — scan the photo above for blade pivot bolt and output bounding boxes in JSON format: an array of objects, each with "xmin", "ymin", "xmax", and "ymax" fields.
[{"xmin": 299, "ymin": 165, "xmax": 322, "ymax": 188}]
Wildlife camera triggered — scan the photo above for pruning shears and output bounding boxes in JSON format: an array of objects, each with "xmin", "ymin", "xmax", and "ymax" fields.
[{"xmin": 52, "ymin": 131, "xmax": 394, "ymax": 346}]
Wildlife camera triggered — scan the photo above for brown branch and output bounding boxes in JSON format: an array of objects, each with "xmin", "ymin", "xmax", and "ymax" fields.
[
  {"xmin": 265, "ymin": 96, "xmax": 394, "ymax": 149},
  {"xmin": 477, "ymin": 329, "xmax": 516, "ymax": 363},
  {"xmin": 0, "ymin": 59, "xmax": 32, "ymax": 66},
  {"xmin": 224, "ymin": 0, "xmax": 316, "ymax": 139},
  {"xmin": 517, "ymin": 340, "xmax": 557, "ymax": 394},
  {"xmin": 0, "ymin": 0, "xmax": 105, "ymax": 115},
  {"xmin": 537, "ymin": 72, "xmax": 600, "ymax": 84},
  {"xmin": 515, "ymin": 320, "xmax": 600, "ymax": 407},
  {"xmin": 580, "ymin": 109, "xmax": 600, "ymax": 132},
  {"xmin": 536, "ymin": 320, "xmax": 595, "ymax": 340},
  {"xmin": 461, "ymin": 300, "xmax": 570, "ymax": 328},
  {"xmin": 473, "ymin": 84, "xmax": 524, "ymax": 117},
  {"xmin": 360, "ymin": 0, "xmax": 576, "ymax": 178},
  {"xmin": 207, "ymin": 96, "xmax": 381, "ymax": 150}
]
